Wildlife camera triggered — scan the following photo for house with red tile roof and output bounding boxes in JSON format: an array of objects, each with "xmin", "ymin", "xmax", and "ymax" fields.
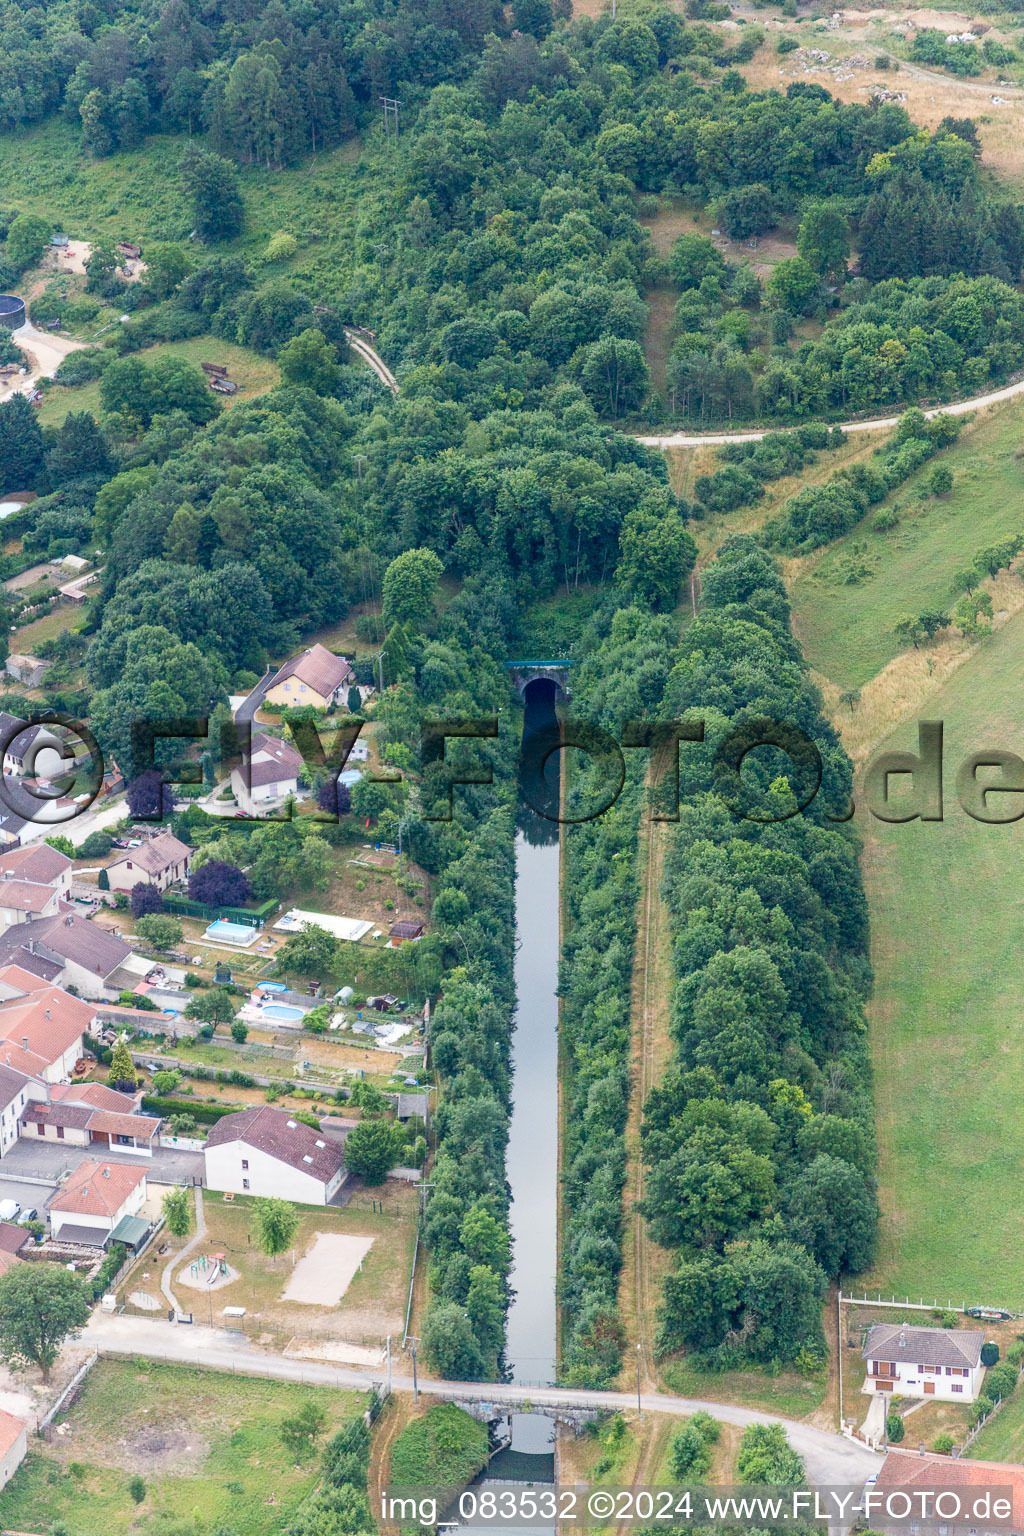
[
  {"xmin": 878, "ymin": 1450, "xmax": 1024, "ymax": 1532},
  {"xmin": 230, "ymin": 732, "xmax": 304, "ymax": 816},
  {"xmin": 47, "ymin": 1158, "xmax": 147, "ymax": 1244},
  {"xmin": 0, "ymin": 1406, "xmax": 28, "ymax": 1490},
  {"xmin": 0, "ymin": 970, "xmax": 94, "ymax": 1082},
  {"xmin": 264, "ymin": 644, "xmax": 353, "ymax": 711}
]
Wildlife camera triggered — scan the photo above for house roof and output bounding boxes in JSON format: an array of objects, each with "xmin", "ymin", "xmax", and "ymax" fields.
[
  {"xmin": 0, "ymin": 1222, "xmax": 27, "ymax": 1255},
  {"xmin": 48, "ymin": 1159, "xmax": 146, "ymax": 1218},
  {"xmin": 108, "ymin": 1213, "xmax": 150, "ymax": 1248},
  {"xmin": 205, "ymin": 1105, "xmax": 346, "ymax": 1185},
  {"xmin": 107, "ymin": 831, "xmax": 190, "ymax": 879},
  {"xmin": 21, "ymin": 1102, "xmax": 94, "ymax": 1131},
  {"xmin": 51, "ymin": 1082, "xmax": 137, "ymax": 1113},
  {"xmin": 0, "ymin": 1061, "xmax": 32, "ymax": 1110},
  {"xmin": 0, "ymin": 1248, "xmax": 23, "ymax": 1277},
  {"xmin": 0, "ymin": 880, "xmax": 59, "ymax": 914},
  {"xmin": 0, "ymin": 845, "xmax": 70, "ymax": 885},
  {"xmin": 863, "ymin": 1322, "xmax": 985, "ymax": 1370},
  {"xmin": 89, "ymin": 1110, "xmax": 160, "ymax": 1140},
  {"xmin": 389, "ymin": 921, "xmax": 424, "ymax": 940},
  {"xmin": 0, "ymin": 911, "xmax": 132, "ymax": 979},
  {"xmin": 879, "ymin": 1452, "xmax": 1024, "ymax": 1527},
  {"xmin": 0, "ymin": 976, "xmax": 92, "ymax": 1072},
  {"xmin": 52, "ymin": 1223, "xmax": 108, "ymax": 1247},
  {"xmin": 244, "ymin": 733, "xmax": 304, "ymax": 789},
  {"xmin": 0, "ymin": 1406, "xmax": 26, "ymax": 1459},
  {"xmin": 270, "ymin": 644, "xmax": 352, "ymax": 698}
]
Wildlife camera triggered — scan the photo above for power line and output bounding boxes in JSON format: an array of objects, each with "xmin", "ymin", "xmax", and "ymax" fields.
[{"xmin": 379, "ymin": 97, "xmax": 401, "ymax": 138}]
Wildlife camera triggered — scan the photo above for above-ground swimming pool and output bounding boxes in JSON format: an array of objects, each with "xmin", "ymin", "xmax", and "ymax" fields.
[
  {"xmin": 262, "ymin": 1003, "xmax": 304, "ymax": 1022},
  {"xmin": 203, "ymin": 919, "xmax": 258, "ymax": 945}
]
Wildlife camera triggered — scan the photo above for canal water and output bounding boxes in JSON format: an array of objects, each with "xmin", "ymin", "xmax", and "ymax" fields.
[{"xmin": 455, "ymin": 680, "xmax": 562, "ymax": 1528}]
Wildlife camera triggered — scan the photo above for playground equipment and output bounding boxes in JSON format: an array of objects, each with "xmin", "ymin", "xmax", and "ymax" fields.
[{"xmin": 189, "ymin": 1251, "xmax": 230, "ymax": 1285}]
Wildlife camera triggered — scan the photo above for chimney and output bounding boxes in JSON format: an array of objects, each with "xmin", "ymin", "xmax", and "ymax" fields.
[
  {"xmin": 101, "ymin": 1166, "xmax": 110, "ymax": 1178},
  {"xmin": 21, "ymin": 1038, "xmax": 27, "ymax": 1051},
  {"xmin": 898, "ymin": 1331, "xmax": 906, "ymax": 1348},
  {"xmin": 44, "ymin": 1008, "xmax": 50, "ymax": 1020}
]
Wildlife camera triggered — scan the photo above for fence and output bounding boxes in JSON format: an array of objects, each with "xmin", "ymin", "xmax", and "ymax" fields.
[
  {"xmin": 959, "ymin": 1362, "xmax": 1024, "ymax": 1453},
  {"xmin": 843, "ymin": 1292, "xmax": 1022, "ymax": 1317},
  {"xmin": 161, "ymin": 895, "xmax": 278, "ymax": 926},
  {"xmin": 38, "ymin": 1352, "xmax": 98, "ymax": 1435}
]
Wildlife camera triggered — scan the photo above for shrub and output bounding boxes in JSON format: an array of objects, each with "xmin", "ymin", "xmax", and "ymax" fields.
[
  {"xmin": 932, "ymin": 1433, "xmax": 955, "ymax": 1455},
  {"xmin": 128, "ymin": 1475, "xmax": 146, "ymax": 1504},
  {"xmin": 130, "ymin": 883, "xmax": 163, "ymax": 919},
  {"xmin": 981, "ymin": 1341, "xmax": 1000, "ymax": 1366},
  {"xmin": 885, "ymin": 1413, "xmax": 904, "ymax": 1444},
  {"xmin": 984, "ymin": 1362, "xmax": 1017, "ymax": 1401},
  {"xmin": 971, "ymin": 1395, "xmax": 996, "ymax": 1426}
]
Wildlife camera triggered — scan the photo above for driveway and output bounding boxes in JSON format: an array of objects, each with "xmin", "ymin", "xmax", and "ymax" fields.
[
  {"xmin": 1, "ymin": 1140, "xmax": 203, "ymax": 1185},
  {"xmin": 0, "ymin": 1174, "xmax": 54, "ymax": 1211},
  {"xmin": 233, "ymin": 668, "xmax": 276, "ymax": 725},
  {"xmin": 3, "ymin": 322, "xmax": 85, "ymax": 400}
]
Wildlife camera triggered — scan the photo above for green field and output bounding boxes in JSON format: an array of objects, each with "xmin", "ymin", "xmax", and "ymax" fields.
[
  {"xmin": 967, "ymin": 1390, "xmax": 1024, "ymax": 1463},
  {"xmin": 855, "ymin": 599, "xmax": 1024, "ymax": 1307},
  {"xmin": 38, "ymin": 335, "xmax": 280, "ymax": 428},
  {"xmin": 790, "ymin": 399, "xmax": 1024, "ymax": 690},
  {"xmin": 0, "ymin": 1359, "xmax": 363, "ymax": 1535}
]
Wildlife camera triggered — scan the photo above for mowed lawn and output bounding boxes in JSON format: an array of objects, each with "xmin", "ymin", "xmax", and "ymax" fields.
[
  {"xmin": 856, "ymin": 600, "xmax": 1024, "ymax": 1307},
  {"xmin": 0, "ymin": 1359, "xmax": 363, "ymax": 1535},
  {"xmin": 791, "ymin": 397, "xmax": 1024, "ymax": 690}
]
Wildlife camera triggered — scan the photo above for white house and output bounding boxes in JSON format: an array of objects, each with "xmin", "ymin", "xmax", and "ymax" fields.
[
  {"xmin": 0, "ymin": 914, "xmax": 135, "ymax": 1001},
  {"xmin": 0, "ymin": 1408, "xmax": 28, "ymax": 1491},
  {"xmin": 104, "ymin": 832, "xmax": 191, "ymax": 894},
  {"xmin": 46, "ymin": 1158, "xmax": 147, "ymax": 1244},
  {"xmin": 862, "ymin": 1323, "xmax": 986, "ymax": 1402},
  {"xmin": 230, "ymin": 732, "xmax": 304, "ymax": 816},
  {"xmin": 0, "ymin": 1062, "xmax": 40, "ymax": 1156},
  {"xmin": 204, "ymin": 1105, "xmax": 347, "ymax": 1205},
  {"xmin": 0, "ymin": 969, "xmax": 94, "ymax": 1082}
]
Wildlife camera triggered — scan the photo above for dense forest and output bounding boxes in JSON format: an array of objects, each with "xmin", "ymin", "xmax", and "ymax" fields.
[{"xmin": 0, "ymin": 0, "xmax": 905, "ymax": 1383}]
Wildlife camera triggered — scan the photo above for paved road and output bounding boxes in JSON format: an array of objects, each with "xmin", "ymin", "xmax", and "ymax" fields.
[
  {"xmin": 637, "ymin": 374, "xmax": 1024, "ymax": 449},
  {"xmin": 82, "ymin": 1315, "xmax": 881, "ymax": 1485},
  {"xmin": 233, "ymin": 667, "xmax": 276, "ymax": 726},
  {"xmin": 0, "ymin": 1139, "xmax": 203, "ymax": 1185}
]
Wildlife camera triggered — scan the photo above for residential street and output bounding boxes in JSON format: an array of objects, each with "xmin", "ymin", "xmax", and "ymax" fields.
[{"xmin": 81, "ymin": 1314, "xmax": 882, "ymax": 1487}]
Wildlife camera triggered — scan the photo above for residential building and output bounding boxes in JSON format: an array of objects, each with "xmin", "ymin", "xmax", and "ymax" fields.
[
  {"xmin": 0, "ymin": 844, "xmax": 73, "ymax": 897},
  {"xmin": 0, "ymin": 1408, "xmax": 28, "ymax": 1490},
  {"xmin": 862, "ymin": 1323, "xmax": 986, "ymax": 1401},
  {"xmin": 230, "ymin": 732, "xmax": 304, "ymax": 816},
  {"xmin": 0, "ymin": 1061, "xmax": 39, "ymax": 1154},
  {"xmin": 0, "ymin": 968, "xmax": 94, "ymax": 1081},
  {"xmin": 5, "ymin": 655, "xmax": 50, "ymax": 689},
  {"xmin": 264, "ymin": 644, "xmax": 353, "ymax": 711},
  {"xmin": 104, "ymin": 831, "xmax": 191, "ymax": 894},
  {"xmin": 46, "ymin": 1158, "xmax": 147, "ymax": 1244},
  {"xmin": 0, "ymin": 913, "xmax": 135, "ymax": 999},
  {"xmin": 21, "ymin": 1088, "xmax": 160, "ymax": 1156},
  {"xmin": 204, "ymin": 1105, "xmax": 347, "ymax": 1204},
  {"xmin": 0, "ymin": 1222, "xmax": 28, "ymax": 1277},
  {"xmin": 878, "ymin": 1451, "xmax": 1024, "ymax": 1531}
]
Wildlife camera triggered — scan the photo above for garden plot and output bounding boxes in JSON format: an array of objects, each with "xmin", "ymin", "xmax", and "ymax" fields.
[{"xmin": 282, "ymin": 1231, "xmax": 374, "ymax": 1305}]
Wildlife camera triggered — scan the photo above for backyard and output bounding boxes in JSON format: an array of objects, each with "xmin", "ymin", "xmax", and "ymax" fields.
[{"xmin": 0, "ymin": 1358, "xmax": 364, "ymax": 1536}]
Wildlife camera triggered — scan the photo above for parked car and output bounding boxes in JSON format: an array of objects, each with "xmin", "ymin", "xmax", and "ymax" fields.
[
  {"xmin": 0, "ymin": 1200, "xmax": 20, "ymax": 1222},
  {"xmin": 16, "ymin": 1208, "xmax": 36, "ymax": 1225}
]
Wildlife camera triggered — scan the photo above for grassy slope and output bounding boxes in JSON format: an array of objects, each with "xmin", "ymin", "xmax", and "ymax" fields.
[
  {"xmin": 855, "ymin": 600, "xmax": 1024, "ymax": 1308},
  {"xmin": 38, "ymin": 335, "xmax": 280, "ymax": 427},
  {"xmin": 791, "ymin": 398, "xmax": 1024, "ymax": 690},
  {"xmin": 0, "ymin": 1359, "xmax": 361, "ymax": 1535},
  {"xmin": 0, "ymin": 118, "xmax": 362, "ymax": 267}
]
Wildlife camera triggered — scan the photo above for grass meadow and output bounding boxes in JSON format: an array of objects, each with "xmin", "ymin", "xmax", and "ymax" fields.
[
  {"xmin": 0, "ymin": 1359, "xmax": 363, "ymax": 1535},
  {"xmin": 854, "ymin": 599, "xmax": 1024, "ymax": 1308},
  {"xmin": 790, "ymin": 398, "xmax": 1024, "ymax": 690}
]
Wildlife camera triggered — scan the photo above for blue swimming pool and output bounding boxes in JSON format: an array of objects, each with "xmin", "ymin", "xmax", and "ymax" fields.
[
  {"xmin": 203, "ymin": 919, "xmax": 257, "ymax": 944},
  {"xmin": 263, "ymin": 1003, "xmax": 304, "ymax": 1022}
]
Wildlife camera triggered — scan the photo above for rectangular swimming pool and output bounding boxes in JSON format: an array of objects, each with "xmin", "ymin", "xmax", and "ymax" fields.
[{"xmin": 203, "ymin": 919, "xmax": 258, "ymax": 945}]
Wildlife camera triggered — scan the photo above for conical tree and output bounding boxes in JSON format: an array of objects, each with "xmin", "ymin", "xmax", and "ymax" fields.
[
  {"xmin": 0, "ymin": 394, "xmax": 44, "ymax": 494},
  {"xmin": 109, "ymin": 1036, "xmax": 138, "ymax": 1092}
]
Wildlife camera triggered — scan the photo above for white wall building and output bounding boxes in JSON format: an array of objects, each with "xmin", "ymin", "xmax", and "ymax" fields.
[
  {"xmin": 46, "ymin": 1159, "xmax": 147, "ymax": 1242},
  {"xmin": 204, "ymin": 1105, "xmax": 347, "ymax": 1205},
  {"xmin": 862, "ymin": 1323, "xmax": 987, "ymax": 1402}
]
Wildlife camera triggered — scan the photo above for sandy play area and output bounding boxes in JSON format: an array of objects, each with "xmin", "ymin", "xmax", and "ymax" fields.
[{"xmin": 282, "ymin": 1232, "xmax": 374, "ymax": 1306}]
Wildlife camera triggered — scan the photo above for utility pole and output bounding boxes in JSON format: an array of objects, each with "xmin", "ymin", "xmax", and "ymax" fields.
[
  {"xmin": 636, "ymin": 1343, "xmax": 643, "ymax": 1420},
  {"xmin": 411, "ymin": 1341, "xmax": 419, "ymax": 1403},
  {"xmin": 380, "ymin": 97, "xmax": 401, "ymax": 138},
  {"xmin": 378, "ymin": 650, "xmax": 388, "ymax": 694}
]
